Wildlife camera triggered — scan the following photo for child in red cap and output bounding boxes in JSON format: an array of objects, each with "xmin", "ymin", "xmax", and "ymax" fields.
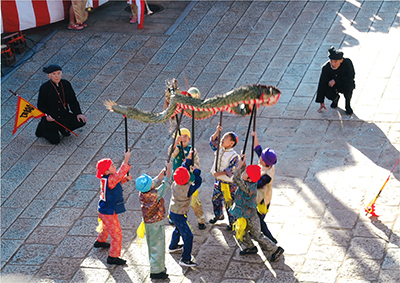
[
  {"xmin": 94, "ymin": 150, "xmax": 132, "ymax": 265},
  {"xmin": 168, "ymin": 150, "xmax": 202, "ymax": 267},
  {"xmin": 169, "ymin": 128, "xmax": 206, "ymax": 230},
  {"xmin": 229, "ymin": 154, "xmax": 284, "ymax": 262}
]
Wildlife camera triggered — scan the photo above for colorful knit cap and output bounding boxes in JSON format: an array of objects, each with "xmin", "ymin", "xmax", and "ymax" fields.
[
  {"xmin": 228, "ymin": 132, "xmax": 239, "ymax": 146},
  {"xmin": 173, "ymin": 166, "xmax": 190, "ymax": 185},
  {"xmin": 246, "ymin": 164, "xmax": 261, "ymax": 183},
  {"xmin": 135, "ymin": 174, "xmax": 153, "ymax": 193},
  {"xmin": 174, "ymin": 128, "xmax": 191, "ymax": 139},
  {"xmin": 96, "ymin": 158, "xmax": 112, "ymax": 178},
  {"xmin": 261, "ymin": 148, "xmax": 277, "ymax": 166}
]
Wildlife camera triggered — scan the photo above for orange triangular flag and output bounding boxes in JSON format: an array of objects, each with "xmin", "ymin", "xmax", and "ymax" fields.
[{"xmin": 13, "ymin": 96, "xmax": 45, "ymax": 135}]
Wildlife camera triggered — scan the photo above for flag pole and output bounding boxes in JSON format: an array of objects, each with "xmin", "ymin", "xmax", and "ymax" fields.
[{"xmin": 9, "ymin": 89, "xmax": 78, "ymax": 137}]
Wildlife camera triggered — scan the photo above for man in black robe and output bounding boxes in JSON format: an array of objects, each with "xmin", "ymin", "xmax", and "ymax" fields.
[
  {"xmin": 316, "ymin": 47, "xmax": 355, "ymax": 115},
  {"xmin": 35, "ymin": 64, "xmax": 87, "ymax": 144}
]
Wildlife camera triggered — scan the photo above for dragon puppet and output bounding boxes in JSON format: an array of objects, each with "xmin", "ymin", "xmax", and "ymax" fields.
[{"xmin": 104, "ymin": 79, "xmax": 281, "ymax": 123}]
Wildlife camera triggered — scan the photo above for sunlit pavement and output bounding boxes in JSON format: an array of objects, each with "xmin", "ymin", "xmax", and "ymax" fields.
[{"xmin": 1, "ymin": 1, "xmax": 400, "ymax": 282}]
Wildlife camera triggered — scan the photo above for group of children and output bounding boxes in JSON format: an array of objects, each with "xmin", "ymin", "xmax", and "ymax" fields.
[{"xmin": 93, "ymin": 122, "xmax": 284, "ymax": 279}]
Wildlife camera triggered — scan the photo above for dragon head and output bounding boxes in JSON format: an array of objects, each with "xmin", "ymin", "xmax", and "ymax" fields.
[{"xmin": 260, "ymin": 85, "xmax": 281, "ymax": 107}]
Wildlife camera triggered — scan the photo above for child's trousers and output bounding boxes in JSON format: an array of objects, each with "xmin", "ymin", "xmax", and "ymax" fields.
[
  {"xmin": 241, "ymin": 213, "xmax": 277, "ymax": 254},
  {"xmin": 190, "ymin": 192, "xmax": 205, "ymax": 224},
  {"xmin": 212, "ymin": 180, "xmax": 237, "ymax": 225},
  {"xmin": 145, "ymin": 220, "xmax": 166, "ymax": 274},
  {"xmin": 169, "ymin": 212, "xmax": 193, "ymax": 261},
  {"xmin": 97, "ymin": 212, "xmax": 122, "ymax": 258}
]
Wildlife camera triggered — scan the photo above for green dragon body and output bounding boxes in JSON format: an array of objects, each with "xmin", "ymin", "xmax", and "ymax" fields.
[{"xmin": 105, "ymin": 79, "xmax": 280, "ymax": 123}]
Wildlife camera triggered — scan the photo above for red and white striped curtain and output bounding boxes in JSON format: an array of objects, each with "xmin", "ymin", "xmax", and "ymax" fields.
[{"xmin": 1, "ymin": 0, "xmax": 108, "ymax": 34}]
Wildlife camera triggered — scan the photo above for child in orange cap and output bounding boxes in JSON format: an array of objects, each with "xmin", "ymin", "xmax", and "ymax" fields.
[
  {"xmin": 95, "ymin": 150, "xmax": 132, "ymax": 265},
  {"xmin": 229, "ymin": 154, "xmax": 284, "ymax": 262},
  {"xmin": 168, "ymin": 150, "xmax": 202, "ymax": 267}
]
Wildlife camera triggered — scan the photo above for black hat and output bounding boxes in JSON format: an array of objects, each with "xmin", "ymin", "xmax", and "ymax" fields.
[
  {"xmin": 43, "ymin": 64, "xmax": 62, "ymax": 74},
  {"xmin": 328, "ymin": 46, "xmax": 343, "ymax": 60}
]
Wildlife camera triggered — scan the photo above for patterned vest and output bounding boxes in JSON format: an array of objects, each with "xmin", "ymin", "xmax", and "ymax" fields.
[
  {"xmin": 210, "ymin": 147, "xmax": 239, "ymax": 183},
  {"xmin": 98, "ymin": 175, "xmax": 126, "ymax": 215},
  {"xmin": 139, "ymin": 188, "xmax": 166, "ymax": 223}
]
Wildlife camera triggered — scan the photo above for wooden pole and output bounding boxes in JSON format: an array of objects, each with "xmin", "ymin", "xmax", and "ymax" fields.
[{"xmin": 214, "ymin": 111, "xmax": 223, "ymax": 171}]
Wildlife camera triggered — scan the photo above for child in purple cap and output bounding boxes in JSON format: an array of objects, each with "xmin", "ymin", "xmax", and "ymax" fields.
[{"xmin": 252, "ymin": 131, "xmax": 278, "ymax": 244}]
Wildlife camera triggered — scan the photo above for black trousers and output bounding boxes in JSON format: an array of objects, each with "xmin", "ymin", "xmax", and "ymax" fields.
[
  {"xmin": 324, "ymin": 87, "xmax": 353, "ymax": 111},
  {"xmin": 36, "ymin": 113, "xmax": 85, "ymax": 144}
]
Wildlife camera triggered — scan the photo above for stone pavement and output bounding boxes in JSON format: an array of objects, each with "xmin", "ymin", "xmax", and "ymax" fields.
[{"xmin": 1, "ymin": 1, "xmax": 400, "ymax": 282}]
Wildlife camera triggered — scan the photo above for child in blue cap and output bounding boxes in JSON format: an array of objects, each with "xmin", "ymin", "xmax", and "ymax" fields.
[{"xmin": 136, "ymin": 161, "xmax": 172, "ymax": 280}]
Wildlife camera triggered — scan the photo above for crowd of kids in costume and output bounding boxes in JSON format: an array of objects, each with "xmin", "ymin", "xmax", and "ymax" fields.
[{"xmin": 94, "ymin": 121, "xmax": 284, "ymax": 278}]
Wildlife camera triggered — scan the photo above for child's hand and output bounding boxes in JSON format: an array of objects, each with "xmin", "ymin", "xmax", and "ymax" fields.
[
  {"xmin": 252, "ymin": 131, "xmax": 257, "ymax": 138},
  {"xmin": 188, "ymin": 149, "xmax": 194, "ymax": 159},
  {"xmin": 166, "ymin": 160, "xmax": 172, "ymax": 178},
  {"xmin": 176, "ymin": 135, "xmax": 183, "ymax": 144},
  {"xmin": 124, "ymin": 150, "xmax": 131, "ymax": 164},
  {"xmin": 239, "ymin": 154, "xmax": 246, "ymax": 168},
  {"xmin": 216, "ymin": 123, "xmax": 222, "ymax": 133},
  {"xmin": 126, "ymin": 175, "xmax": 133, "ymax": 181}
]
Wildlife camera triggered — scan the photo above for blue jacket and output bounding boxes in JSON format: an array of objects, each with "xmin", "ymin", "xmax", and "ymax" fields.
[{"xmin": 98, "ymin": 175, "xmax": 126, "ymax": 215}]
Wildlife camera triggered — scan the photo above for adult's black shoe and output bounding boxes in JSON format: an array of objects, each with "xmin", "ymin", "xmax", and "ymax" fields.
[
  {"xmin": 270, "ymin": 247, "xmax": 284, "ymax": 262},
  {"xmin": 330, "ymin": 96, "xmax": 339, "ymax": 108},
  {"xmin": 345, "ymin": 107, "xmax": 353, "ymax": 115}
]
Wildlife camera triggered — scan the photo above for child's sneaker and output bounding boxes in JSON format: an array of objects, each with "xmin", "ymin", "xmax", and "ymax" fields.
[
  {"xmin": 93, "ymin": 241, "xmax": 110, "ymax": 248},
  {"xmin": 150, "ymin": 272, "xmax": 168, "ymax": 279},
  {"xmin": 270, "ymin": 247, "xmax": 284, "ymax": 262},
  {"xmin": 168, "ymin": 244, "xmax": 183, "ymax": 253},
  {"xmin": 239, "ymin": 246, "xmax": 258, "ymax": 255},
  {"xmin": 179, "ymin": 258, "xmax": 197, "ymax": 267},
  {"xmin": 107, "ymin": 256, "xmax": 126, "ymax": 265},
  {"xmin": 209, "ymin": 216, "xmax": 224, "ymax": 224}
]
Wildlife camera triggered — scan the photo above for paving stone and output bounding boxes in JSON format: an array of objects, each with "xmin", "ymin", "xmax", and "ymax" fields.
[
  {"xmin": 2, "ymin": 218, "xmax": 41, "ymax": 240},
  {"xmin": 339, "ymin": 258, "xmax": 381, "ymax": 281},
  {"xmin": 382, "ymin": 248, "xmax": 400, "ymax": 269},
  {"xmin": 194, "ymin": 244, "xmax": 234, "ymax": 270},
  {"xmin": 70, "ymin": 268, "xmax": 110, "ymax": 283},
  {"xmin": 41, "ymin": 207, "xmax": 83, "ymax": 227},
  {"xmin": 0, "ymin": 264, "xmax": 41, "ymax": 283},
  {"xmin": 36, "ymin": 257, "xmax": 83, "ymax": 281},
  {"xmin": 224, "ymin": 261, "xmax": 267, "ymax": 280},
  {"xmin": 56, "ymin": 189, "xmax": 97, "ymax": 208},
  {"xmin": 53, "ymin": 236, "xmax": 95, "ymax": 258},
  {"xmin": 0, "ymin": 239, "xmax": 24, "ymax": 266},
  {"xmin": 10, "ymin": 244, "xmax": 55, "ymax": 265},
  {"xmin": 299, "ymin": 259, "xmax": 341, "ymax": 283}
]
